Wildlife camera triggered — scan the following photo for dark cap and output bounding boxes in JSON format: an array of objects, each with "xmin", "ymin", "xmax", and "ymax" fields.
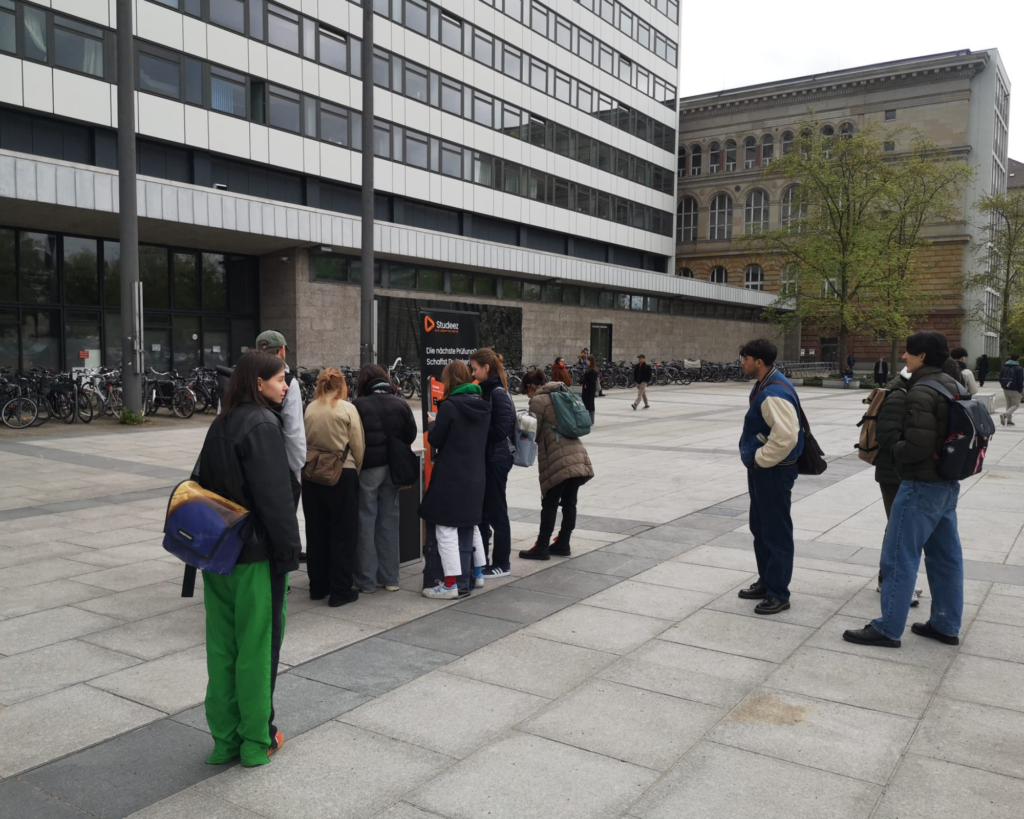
[{"xmin": 255, "ymin": 330, "xmax": 287, "ymax": 352}]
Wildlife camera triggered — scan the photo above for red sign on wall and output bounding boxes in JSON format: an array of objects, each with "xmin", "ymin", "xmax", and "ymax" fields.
[{"xmin": 78, "ymin": 351, "xmax": 89, "ymax": 359}]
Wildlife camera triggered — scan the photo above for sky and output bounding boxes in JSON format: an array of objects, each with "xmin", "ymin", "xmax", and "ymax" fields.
[{"xmin": 676, "ymin": 0, "xmax": 1024, "ymax": 160}]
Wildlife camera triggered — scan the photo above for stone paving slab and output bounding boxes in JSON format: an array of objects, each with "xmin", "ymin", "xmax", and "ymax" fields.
[{"xmin": 874, "ymin": 755, "xmax": 1024, "ymax": 819}]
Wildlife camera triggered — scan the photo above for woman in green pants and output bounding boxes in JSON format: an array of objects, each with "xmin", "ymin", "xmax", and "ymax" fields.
[{"xmin": 192, "ymin": 351, "xmax": 302, "ymax": 767}]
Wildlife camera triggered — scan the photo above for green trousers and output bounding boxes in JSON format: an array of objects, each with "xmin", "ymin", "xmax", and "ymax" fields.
[{"xmin": 202, "ymin": 561, "xmax": 288, "ymax": 767}]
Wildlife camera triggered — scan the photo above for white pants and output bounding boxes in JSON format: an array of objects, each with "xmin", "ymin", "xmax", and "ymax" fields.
[{"xmin": 436, "ymin": 525, "xmax": 486, "ymax": 577}]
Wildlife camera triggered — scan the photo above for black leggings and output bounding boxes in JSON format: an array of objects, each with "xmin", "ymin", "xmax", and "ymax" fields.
[
  {"xmin": 301, "ymin": 470, "xmax": 359, "ymax": 598},
  {"xmin": 538, "ymin": 478, "xmax": 585, "ymax": 546}
]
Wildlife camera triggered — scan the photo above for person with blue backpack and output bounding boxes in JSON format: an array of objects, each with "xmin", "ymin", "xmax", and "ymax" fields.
[
  {"xmin": 998, "ymin": 352, "xmax": 1024, "ymax": 426},
  {"xmin": 737, "ymin": 338, "xmax": 804, "ymax": 615},
  {"xmin": 518, "ymin": 370, "xmax": 594, "ymax": 561}
]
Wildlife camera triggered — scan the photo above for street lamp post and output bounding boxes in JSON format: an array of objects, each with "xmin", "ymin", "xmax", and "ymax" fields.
[{"xmin": 359, "ymin": 0, "xmax": 375, "ymax": 365}]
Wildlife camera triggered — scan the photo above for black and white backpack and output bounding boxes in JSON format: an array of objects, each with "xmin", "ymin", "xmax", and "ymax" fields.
[{"xmin": 919, "ymin": 380, "xmax": 996, "ymax": 480}]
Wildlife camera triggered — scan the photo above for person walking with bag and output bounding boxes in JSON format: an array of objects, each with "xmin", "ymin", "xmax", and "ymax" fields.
[
  {"xmin": 581, "ymin": 356, "xmax": 599, "ymax": 424},
  {"xmin": 352, "ymin": 364, "xmax": 417, "ymax": 594},
  {"xmin": 998, "ymin": 353, "xmax": 1023, "ymax": 426},
  {"xmin": 844, "ymin": 331, "xmax": 966, "ymax": 648},
  {"xmin": 632, "ymin": 354, "xmax": 652, "ymax": 410},
  {"xmin": 192, "ymin": 351, "xmax": 301, "ymax": 768},
  {"xmin": 419, "ymin": 361, "xmax": 491, "ymax": 598},
  {"xmin": 518, "ymin": 370, "xmax": 594, "ymax": 561},
  {"xmin": 302, "ymin": 368, "xmax": 365, "ymax": 607},
  {"xmin": 470, "ymin": 349, "xmax": 517, "ymax": 580},
  {"xmin": 736, "ymin": 339, "xmax": 804, "ymax": 615}
]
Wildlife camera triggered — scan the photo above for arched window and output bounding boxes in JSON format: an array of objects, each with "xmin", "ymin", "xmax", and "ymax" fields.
[
  {"xmin": 839, "ymin": 122, "xmax": 854, "ymax": 138},
  {"xmin": 677, "ymin": 146, "xmax": 686, "ymax": 178},
  {"xmin": 724, "ymin": 139, "xmax": 737, "ymax": 171},
  {"xmin": 677, "ymin": 197, "xmax": 698, "ymax": 242},
  {"xmin": 677, "ymin": 266, "xmax": 694, "ymax": 278},
  {"xmin": 781, "ymin": 131, "xmax": 794, "ymax": 154},
  {"xmin": 821, "ymin": 124, "xmax": 835, "ymax": 159},
  {"xmin": 781, "ymin": 185, "xmax": 806, "ymax": 231},
  {"xmin": 744, "ymin": 136, "xmax": 757, "ymax": 169},
  {"xmin": 708, "ymin": 142, "xmax": 721, "ymax": 174},
  {"xmin": 689, "ymin": 144, "xmax": 702, "ymax": 176},
  {"xmin": 744, "ymin": 190, "xmax": 769, "ymax": 233},
  {"xmin": 761, "ymin": 134, "xmax": 774, "ymax": 166},
  {"xmin": 709, "ymin": 193, "xmax": 733, "ymax": 240},
  {"xmin": 744, "ymin": 264, "xmax": 764, "ymax": 291},
  {"xmin": 821, "ymin": 125, "xmax": 835, "ymax": 137},
  {"xmin": 710, "ymin": 266, "xmax": 728, "ymax": 284}
]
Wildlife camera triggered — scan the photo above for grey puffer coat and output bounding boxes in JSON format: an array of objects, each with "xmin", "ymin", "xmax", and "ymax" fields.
[
  {"xmin": 893, "ymin": 365, "xmax": 960, "ymax": 483},
  {"xmin": 530, "ymin": 382, "xmax": 595, "ymax": 495}
]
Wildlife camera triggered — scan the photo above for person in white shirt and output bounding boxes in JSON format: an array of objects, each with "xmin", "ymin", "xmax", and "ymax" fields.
[{"xmin": 949, "ymin": 347, "xmax": 979, "ymax": 396}]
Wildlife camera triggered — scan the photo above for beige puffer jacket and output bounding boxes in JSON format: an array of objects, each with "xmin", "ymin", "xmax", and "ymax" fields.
[{"xmin": 530, "ymin": 382, "xmax": 595, "ymax": 495}]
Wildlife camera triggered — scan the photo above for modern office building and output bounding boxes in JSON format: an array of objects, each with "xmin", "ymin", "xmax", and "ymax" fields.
[
  {"xmin": 676, "ymin": 50, "xmax": 1011, "ymax": 362},
  {"xmin": 0, "ymin": 0, "xmax": 785, "ymax": 375}
]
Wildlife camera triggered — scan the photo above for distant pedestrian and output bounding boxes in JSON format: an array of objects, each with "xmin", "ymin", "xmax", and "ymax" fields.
[
  {"xmin": 255, "ymin": 330, "xmax": 306, "ymax": 559},
  {"xmin": 469, "ymin": 348, "xmax": 517, "ymax": 580},
  {"xmin": 998, "ymin": 353, "xmax": 1024, "ymax": 426},
  {"xmin": 632, "ymin": 354, "xmax": 652, "ymax": 410},
  {"xmin": 578, "ymin": 347, "xmax": 590, "ymax": 366},
  {"xmin": 419, "ymin": 361, "xmax": 490, "ymax": 598},
  {"xmin": 551, "ymin": 357, "xmax": 572, "ymax": 386},
  {"xmin": 737, "ymin": 339, "xmax": 804, "ymax": 615},
  {"xmin": 193, "ymin": 351, "xmax": 301, "ymax": 767},
  {"xmin": 518, "ymin": 370, "xmax": 594, "ymax": 560},
  {"xmin": 844, "ymin": 331, "xmax": 965, "ymax": 648},
  {"xmin": 352, "ymin": 364, "xmax": 417, "ymax": 595},
  {"xmin": 302, "ymin": 368, "xmax": 364, "ymax": 607},
  {"xmin": 581, "ymin": 356, "xmax": 599, "ymax": 424},
  {"xmin": 842, "ymin": 366, "xmax": 854, "ymax": 388},
  {"xmin": 873, "ymin": 356, "xmax": 889, "ymax": 386},
  {"xmin": 949, "ymin": 347, "xmax": 979, "ymax": 395},
  {"xmin": 847, "ymin": 353, "xmax": 856, "ymax": 371},
  {"xmin": 978, "ymin": 354, "xmax": 989, "ymax": 387}
]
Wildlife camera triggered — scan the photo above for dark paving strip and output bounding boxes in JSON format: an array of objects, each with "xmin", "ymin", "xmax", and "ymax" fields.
[
  {"xmin": 0, "ymin": 485, "xmax": 176, "ymax": 522},
  {"xmin": 507, "ymin": 506, "xmax": 650, "ymax": 535},
  {"xmin": 0, "ymin": 440, "xmax": 189, "ymax": 482}
]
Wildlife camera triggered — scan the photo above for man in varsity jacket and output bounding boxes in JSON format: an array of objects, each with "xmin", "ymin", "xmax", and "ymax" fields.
[{"xmin": 736, "ymin": 338, "xmax": 804, "ymax": 615}]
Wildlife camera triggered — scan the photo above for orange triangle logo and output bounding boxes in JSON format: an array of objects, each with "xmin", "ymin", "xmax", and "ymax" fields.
[{"xmin": 424, "ymin": 316, "xmax": 435, "ymax": 333}]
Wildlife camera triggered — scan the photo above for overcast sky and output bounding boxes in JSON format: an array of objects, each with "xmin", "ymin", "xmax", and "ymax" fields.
[{"xmin": 677, "ymin": 0, "xmax": 1023, "ymax": 161}]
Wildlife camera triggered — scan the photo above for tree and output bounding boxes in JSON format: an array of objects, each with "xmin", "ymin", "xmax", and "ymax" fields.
[
  {"xmin": 964, "ymin": 190, "xmax": 1024, "ymax": 359},
  {"xmin": 743, "ymin": 119, "xmax": 970, "ymax": 368}
]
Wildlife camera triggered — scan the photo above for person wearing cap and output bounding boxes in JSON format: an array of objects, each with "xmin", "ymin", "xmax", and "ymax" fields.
[
  {"xmin": 632, "ymin": 354, "xmax": 652, "ymax": 410},
  {"xmin": 255, "ymin": 332, "xmax": 307, "ymax": 515}
]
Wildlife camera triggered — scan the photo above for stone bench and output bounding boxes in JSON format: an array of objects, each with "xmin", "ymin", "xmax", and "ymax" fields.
[{"xmin": 821, "ymin": 379, "xmax": 862, "ymax": 389}]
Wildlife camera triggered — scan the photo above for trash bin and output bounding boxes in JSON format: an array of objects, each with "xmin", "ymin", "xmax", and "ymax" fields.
[{"xmin": 398, "ymin": 448, "xmax": 425, "ymax": 566}]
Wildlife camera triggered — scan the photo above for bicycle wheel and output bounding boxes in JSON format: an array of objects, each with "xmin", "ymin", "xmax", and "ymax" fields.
[
  {"xmin": 172, "ymin": 389, "xmax": 196, "ymax": 419},
  {"xmin": 76, "ymin": 391, "xmax": 94, "ymax": 423},
  {"xmin": 31, "ymin": 394, "xmax": 52, "ymax": 426},
  {"xmin": 680, "ymin": 373, "xmax": 693, "ymax": 386},
  {"xmin": 507, "ymin": 375, "xmax": 521, "ymax": 395},
  {"xmin": 401, "ymin": 377, "xmax": 417, "ymax": 400},
  {"xmin": 2, "ymin": 397, "xmax": 38, "ymax": 429}
]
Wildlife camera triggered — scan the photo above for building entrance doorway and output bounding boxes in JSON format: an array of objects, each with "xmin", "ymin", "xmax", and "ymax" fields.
[{"xmin": 591, "ymin": 323, "xmax": 612, "ymax": 363}]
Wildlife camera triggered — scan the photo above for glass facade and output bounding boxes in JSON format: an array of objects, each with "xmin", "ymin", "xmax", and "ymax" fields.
[{"xmin": 0, "ymin": 226, "xmax": 259, "ymax": 372}]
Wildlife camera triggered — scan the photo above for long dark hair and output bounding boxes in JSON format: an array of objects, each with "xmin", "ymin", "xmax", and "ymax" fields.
[
  {"xmin": 587, "ymin": 356, "xmax": 599, "ymax": 372},
  {"xmin": 221, "ymin": 351, "xmax": 285, "ymax": 419},
  {"xmin": 356, "ymin": 364, "xmax": 392, "ymax": 396}
]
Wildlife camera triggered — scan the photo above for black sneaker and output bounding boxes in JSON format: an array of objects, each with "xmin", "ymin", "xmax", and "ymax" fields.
[
  {"xmin": 519, "ymin": 545, "xmax": 550, "ymax": 561},
  {"xmin": 298, "ymin": 551, "xmax": 307, "ymax": 562},
  {"xmin": 755, "ymin": 596, "xmax": 791, "ymax": 615},
  {"xmin": 482, "ymin": 565, "xmax": 511, "ymax": 578},
  {"xmin": 549, "ymin": 536, "xmax": 571, "ymax": 557},
  {"xmin": 843, "ymin": 624, "xmax": 900, "ymax": 647},
  {"xmin": 911, "ymin": 621, "xmax": 959, "ymax": 645}
]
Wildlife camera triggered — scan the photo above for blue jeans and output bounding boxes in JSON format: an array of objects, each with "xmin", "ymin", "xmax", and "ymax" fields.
[
  {"xmin": 872, "ymin": 480, "xmax": 963, "ymax": 640},
  {"xmin": 748, "ymin": 463, "xmax": 798, "ymax": 601},
  {"xmin": 480, "ymin": 454, "xmax": 513, "ymax": 570}
]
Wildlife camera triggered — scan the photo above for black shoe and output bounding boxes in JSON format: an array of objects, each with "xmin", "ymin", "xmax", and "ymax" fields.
[
  {"xmin": 328, "ymin": 590, "xmax": 359, "ymax": 607},
  {"xmin": 299, "ymin": 551, "xmax": 307, "ymax": 562},
  {"xmin": 911, "ymin": 621, "xmax": 959, "ymax": 645},
  {"xmin": 843, "ymin": 624, "xmax": 900, "ymax": 647},
  {"xmin": 738, "ymin": 582, "xmax": 767, "ymax": 600},
  {"xmin": 549, "ymin": 536, "xmax": 571, "ymax": 557},
  {"xmin": 755, "ymin": 596, "xmax": 791, "ymax": 615},
  {"xmin": 519, "ymin": 545, "xmax": 550, "ymax": 560},
  {"xmin": 310, "ymin": 592, "xmax": 327, "ymax": 601},
  {"xmin": 631, "ymin": 404, "xmax": 637, "ymax": 411}
]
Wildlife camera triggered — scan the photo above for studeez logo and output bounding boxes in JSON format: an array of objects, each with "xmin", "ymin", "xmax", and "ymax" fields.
[
  {"xmin": 424, "ymin": 316, "xmax": 459, "ymax": 333},
  {"xmin": 424, "ymin": 316, "xmax": 435, "ymax": 332}
]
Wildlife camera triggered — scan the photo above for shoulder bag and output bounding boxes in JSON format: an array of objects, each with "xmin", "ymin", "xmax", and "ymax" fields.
[
  {"xmin": 302, "ymin": 443, "xmax": 350, "ymax": 486},
  {"xmin": 774, "ymin": 381, "xmax": 828, "ymax": 476}
]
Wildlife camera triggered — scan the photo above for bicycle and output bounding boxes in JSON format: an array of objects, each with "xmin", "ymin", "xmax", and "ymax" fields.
[
  {"xmin": 0, "ymin": 372, "xmax": 38, "ymax": 429},
  {"xmin": 145, "ymin": 370, "xmax": 196, "ymax": 418}
]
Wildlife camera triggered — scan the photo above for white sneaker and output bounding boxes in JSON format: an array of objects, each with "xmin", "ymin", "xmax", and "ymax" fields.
[
  {"xmin": 422, "ymin": 582, "xmax": 458, "ymax": 599},
  {"xmin": 474, "ymin": 574, "xmax": 485, "ymax": 589}
]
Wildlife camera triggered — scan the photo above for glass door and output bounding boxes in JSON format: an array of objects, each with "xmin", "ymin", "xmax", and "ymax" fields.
[{"xmin": 590, "ymin": 323, "xmax": 612, "ymax": 363}]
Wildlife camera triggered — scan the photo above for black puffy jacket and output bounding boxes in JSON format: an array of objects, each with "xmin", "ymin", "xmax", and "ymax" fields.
[
  {"xmin": 419, "ymin": 392, "xmax": 490, "ymax": 527},
  {"xmin": 480, "ymin": 376, "xmax": 516, "ymax": 463},
  {"xmin": 354, "ymin": 380, "xmax": 418, "ymax": 470},
  {"xmin": 192, "ymin": 402, "xmax": 301, "ymax": 574},
  {"xmin": 893, "ymin": 365, "xmax": 960, "ymax": 483},
  {"xmin": 873, "ymin": 373, "xmax": 909, "ymax": 486}
]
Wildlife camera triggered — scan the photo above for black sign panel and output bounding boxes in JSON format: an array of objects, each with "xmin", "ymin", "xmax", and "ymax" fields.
[{"xmin": 418, "ymin": 307, "xmax": 480, "ymax": 425}]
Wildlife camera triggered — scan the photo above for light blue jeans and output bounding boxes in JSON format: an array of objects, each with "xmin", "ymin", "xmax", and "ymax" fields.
[
  {"xmin": 872, "ymin": 480, "xmax": 963, "ymax": 640},
  {"xmin": 354, "ymin": 466, "xmax": 401, "ymax": 591}
]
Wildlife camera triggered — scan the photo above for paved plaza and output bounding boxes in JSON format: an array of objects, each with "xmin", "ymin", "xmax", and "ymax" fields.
[{"xmin": 1, "ymin": 383, "xmax": 1023, "ymax": 818}]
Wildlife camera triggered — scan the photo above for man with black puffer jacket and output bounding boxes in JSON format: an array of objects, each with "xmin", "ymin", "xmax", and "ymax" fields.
[{"xmin": 844, "ymin": 331, "xmax": 965, "ymax": 649}]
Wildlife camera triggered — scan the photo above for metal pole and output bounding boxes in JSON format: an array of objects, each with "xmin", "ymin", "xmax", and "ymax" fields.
[
  {"xmin": 116, "ymin": 0, "xmax": 142, "ymax": 412},
  {"xmin": 359, "ymin": 0, "xmax": 375, "ymax": 366}
]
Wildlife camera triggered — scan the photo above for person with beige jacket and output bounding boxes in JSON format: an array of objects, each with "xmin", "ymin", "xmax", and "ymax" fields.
[
  {"xmin": 302, "ymin": 368, "xmax": 365, "ymax": 607},
  {"xmin": 518, "ymin": 371, "xmax": 595, "ymax": 560}
]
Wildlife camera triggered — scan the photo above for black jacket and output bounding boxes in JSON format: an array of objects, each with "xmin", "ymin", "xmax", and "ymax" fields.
[
  {"xmin": 633, "ymin": 362, "xmax": 652, "ymax": 384},
  {"xmin": 480, "ymin": 376, "xmax": 516, "ymax": 463},
  {"xmin": 192, "ymin": 402, "xmax": 301, "ymax": 574},
  {"xmin": 419, "ymin": 393, "xmax": 490, "ymax": 527},
  {"xmin": 874, "ymin": 373, "xmax": 909, "ymax": 486},
  {"xmin": 873, "ymin": 361, "xmax": 889, "ymax": 382},
  {"xmin": 354, "ymin": 380, "xmax": 418, "ymax": 470},
  {"xmin": 893, "ymin": 365, "xmax": 960, "ymax": 482},
  {"xmin": 581, "ymin": 369, "xmax": 598, "ymax": 411}
]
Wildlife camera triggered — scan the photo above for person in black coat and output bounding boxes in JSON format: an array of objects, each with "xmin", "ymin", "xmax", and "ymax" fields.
[
  {"xmin": 470, "ymin": 348, "xmax": 517, "ymax": 578},
  {"xmin": 192, "ymin": 351, "xmax": 301, "ymax": 767},
  {"xmin": 581, "ymin": 356, "xmax": 599, "ymax": 424},
  {"xmin": 420, "ymin": 361, "xmax": 491, "ymax": 599},
  {"xmin": 873, "ymin": 356, "xmax": 889, "ymax": 386},
  {"xmin": 978, "ymin": 354, "xmax": 989, "ymax": 387},
  {"xmin": 352, "ymin": 365, "xmax": 418, "ymax": 594}
]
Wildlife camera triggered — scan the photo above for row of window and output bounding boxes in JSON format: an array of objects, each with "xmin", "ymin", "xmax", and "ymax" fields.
[
  {"xmin": 480, "ymin": 0, "xmax": 678, "ymax": 70},
  {"xmin": 0, "ymin": 0, "xmax": 114, "ymax": 81},
  {"xmin": 677, "ymin": 125, "xmax": 856, "ymax": 177},
  {"xmin": 148, "ymin": 0, "xmax": 677, "ymax": 144},
  {"xmin": 676, "ymin": 188, "xmax": 807, "ymax": 242},
  {"xmin": 676, "ymin": 264, "xmax": 767, "ymax": 291},
  {"xmin": 311, "ymin": 254, "xmax": 763, "ymax": 321},
  {"xmin": 134, "ymin": 46, "xmax": 673, "ymax": 236}
]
